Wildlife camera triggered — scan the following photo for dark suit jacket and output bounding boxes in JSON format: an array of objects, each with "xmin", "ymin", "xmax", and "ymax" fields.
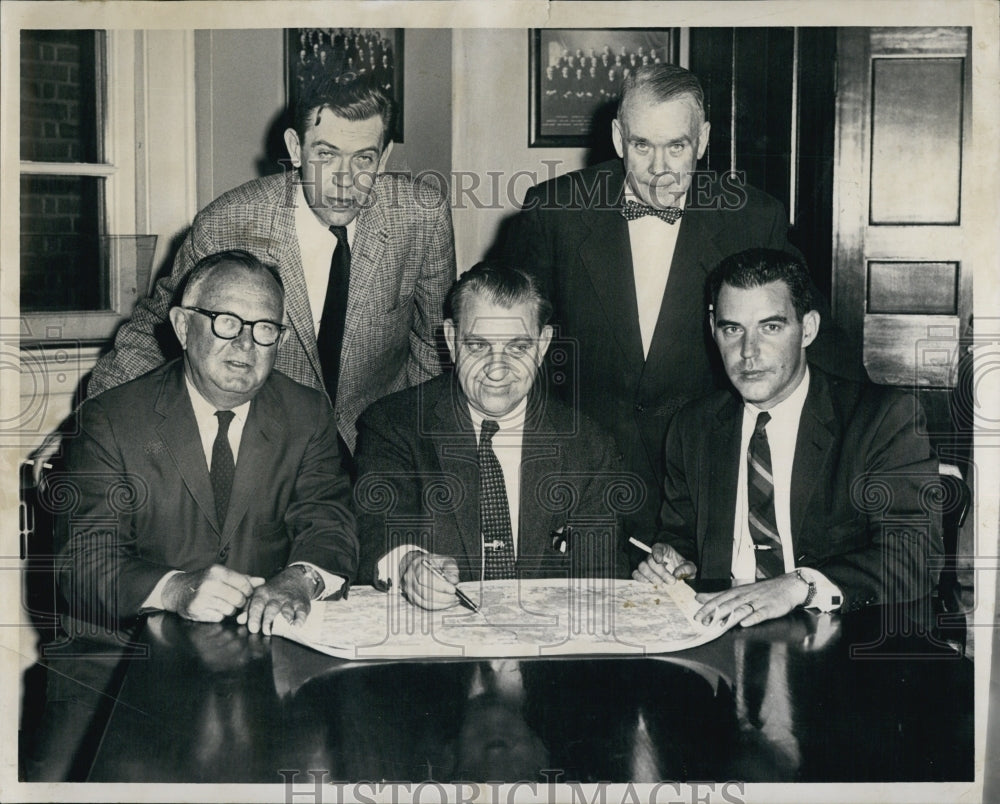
[
  {"xmin": 504, "ymin": 159, "xmax": 853, "ymax": 537},
  {"xmin": 658, "ymin": 368, "xmax": 943, "ymax": 612},
  {"xmin": 353, "ymin": 374, "xmax": 634, "ymax": 585},
  {"xmin": 87, "ymin": 171, "xmax": 455, "ymax": 453},
  {"xmin": 55, "ymin": 360, "xmax": 358, "ymax": 624}
]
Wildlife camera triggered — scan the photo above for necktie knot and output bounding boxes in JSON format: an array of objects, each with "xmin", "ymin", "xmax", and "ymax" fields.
[
  {"xmin": 329, "ymin": 225, "xmax": 348, "ymax": 245},
  {"xmin": 215, "ymin": 409, "xmax": 235, "ymax": 432},
  {"xmin": 621, "ymin": 199, "xmax": 684, "ymax": 224},
  {"xmin": 480, "ymin": 418, "xmax": 500, "ymax": 444},
  {"xmin": 753, "ymin": 411, "xmax": 771, "ymax": 437}
]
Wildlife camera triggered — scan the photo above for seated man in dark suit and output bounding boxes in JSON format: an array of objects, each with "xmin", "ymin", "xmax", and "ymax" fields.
[
  {"xmin": 56, "ymin": 250, "xmax": 358, "ymax": 636},
  {"xmin": 354, "ymin": 263, "xmax": 634, "ymax": 610},
  {"xmin": 635, "ymin": 249, "xmax": 942, "ymax": 624}
]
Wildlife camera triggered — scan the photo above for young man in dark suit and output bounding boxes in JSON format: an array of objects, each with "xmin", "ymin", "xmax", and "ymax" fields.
[
  {"xmin": 354, "ymin": 263, "xmax": 635, "ymax": 610},
  {"xmin": 634, "ymin": 249, "xmax": 942, "ymax": 624},
  {"xmin": 57, "ymin": 251, "xmax": 358, "ymax": 635}
]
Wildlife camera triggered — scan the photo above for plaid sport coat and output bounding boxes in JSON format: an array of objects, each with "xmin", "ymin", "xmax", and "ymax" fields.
[{"xmin": 87, "ymin": 170, "xmax": 455, "ymax": 452}]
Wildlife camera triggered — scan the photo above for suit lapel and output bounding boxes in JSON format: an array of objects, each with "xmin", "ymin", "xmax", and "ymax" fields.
[
  {"xmin": 516, "ymin": 406, "xmax": 561, "ymax": 576},
  {"xmin": 578, "ymin": 172, "xmax": 645, "ymax": 372},
  {"xmin": 790, "ymin": 371, "xmax": 837, "ymax": 547},
  {"xmin": 222, "ymin": 379, "xmax": 284, "ymax": 541},
  {"xmin": 430, "ymin": 381, "xmax": 481, "ymax": 566},
  {"xmin": 703, "ymin": 396, "xmax": 743, "ymax": 577},
  {"xmin": 273, "ymin": 176, "xmax": 325, "ymax": 392},
  {"xmin": 340, "ymin": 179, "xmax": 390, "ymax": 400},
  {"xmin": 642, "ymin": 202, "xmax": 726, "ymax": 383},
  {"xmin": 155, "ymin": 363, "xmax": 221, "ymax": 535}
]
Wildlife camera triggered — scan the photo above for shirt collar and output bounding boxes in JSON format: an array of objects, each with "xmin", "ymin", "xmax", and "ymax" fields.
[
  {"xmin": 466, "ymin": 396, "xmax": 529, "ymax": 435},
  {"xmin": 184, "ymin": 374, "xmax": 252, "ymax": 425},
  {"xmin": 743, "ymin": 365, "xmax": 811, "ymax": 423}
]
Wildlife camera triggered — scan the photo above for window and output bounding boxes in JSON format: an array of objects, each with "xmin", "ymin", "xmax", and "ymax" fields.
[{"xmin": 19, "ymin": 29, "xmax": 147, "ymax": 343}]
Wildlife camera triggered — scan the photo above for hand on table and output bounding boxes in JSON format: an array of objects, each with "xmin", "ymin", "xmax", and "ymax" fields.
[
  {"xmin": 238, "ymin": 567, "xmax": 315, "ymax": 635},
  {"xmin": 162, "ymin": 564, "xmax": 264, "ymax": 622},
  {"xmin": 399, "ymin": 550, "xmax": 460, "ymax": 610},
  {"xmin": 693, "ymin": 573, "xmax": 810, "ymax": 628},
  {"xmin": 632, "ymin": 543, "xmax": 698, "ymax": 585}
]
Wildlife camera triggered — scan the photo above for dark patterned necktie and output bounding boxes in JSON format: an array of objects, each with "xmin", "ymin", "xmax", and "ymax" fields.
[
  {"xmin": 747, "ymin": 411, "xmax": 784, "ymax": 578},
  {"xmin": 211, "ymin": 410, "xmax": 236, "ymax": 526},
  {"xmin": 621, "ymin": 198, "xmax": 684, "ymax": 224},
  {"xmin": 317, "ymin": 225, "xmax": 351, "ymax": 402},
  {"xmin": 479, "ymin": 419, "xmax": 516, "ymax": 580}
]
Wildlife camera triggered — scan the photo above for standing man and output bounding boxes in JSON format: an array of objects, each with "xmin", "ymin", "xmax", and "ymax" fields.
[
  {"xmin": 634, "ymin": 249, "xmax": 941, "ymax": 623},
  {"xmin": 87, "ymin": 74, "xmax": 454, "ymax": 456},
  {"xmin": 354, "ymin": 263, "xmax": 634, "ymax": 609},
  {"xmin": 504, "ymin": 63, "xmax": 847, "ymax": 541},
  {"xmin": 57, "ymin": 251, "xmax": 358, "ymax": 635}
]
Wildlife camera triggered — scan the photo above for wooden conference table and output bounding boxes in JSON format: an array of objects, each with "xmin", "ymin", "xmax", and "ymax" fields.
[{"xmin": 73, "ymin": 591, "xmax": 971, "ymax": 785}]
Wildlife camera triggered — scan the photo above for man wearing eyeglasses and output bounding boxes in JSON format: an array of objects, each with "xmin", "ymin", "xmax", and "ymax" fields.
[{"xmin": 55, "ymin": 250, "xmax": 358, "ymax": 636}]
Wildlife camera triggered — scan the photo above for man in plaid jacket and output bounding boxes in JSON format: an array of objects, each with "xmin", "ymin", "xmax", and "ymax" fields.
[{"xmin": 88, "ymin": 74, "xmax": 455, "ymax": 456}]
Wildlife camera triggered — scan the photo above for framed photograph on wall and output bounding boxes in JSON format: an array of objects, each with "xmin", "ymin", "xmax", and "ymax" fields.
[
  {"xmin": 530, "ymin": 28, "xmax": 676, "ymax": 147},
  {"xmin": 286, "ymin": 28, "xmax": 404, "ymax": 142}
]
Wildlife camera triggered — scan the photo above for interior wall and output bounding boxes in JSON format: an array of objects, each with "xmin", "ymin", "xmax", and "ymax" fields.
[
  {"xmin": 194, "ymin": 29, "xmax": 452, "ymax": 210},
  {"xmin": 451, "ymin": 29, "xmax": 589, "ymax": 271}
]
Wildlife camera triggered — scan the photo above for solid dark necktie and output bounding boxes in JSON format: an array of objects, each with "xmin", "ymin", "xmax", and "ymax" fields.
[
  {"xmin": 317, "ymin": 225, "xmax": 351, "ymax": 403},
  {"xmin": 479, "ymin": 419, "xmax": 516, "ymax": 581},
  {"xmin": 211, "ymin": 410, "xmax": 236, "ymax": 526},
  {"xmin": 621, "ymin": 198, "xmax": 684, "ymax": 224},
  {"xmin": 747, "ymin": 411, "xmax": 784, "ymax": 578}
]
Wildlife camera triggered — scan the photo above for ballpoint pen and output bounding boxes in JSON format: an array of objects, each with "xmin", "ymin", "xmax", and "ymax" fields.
[
  {"xmin": 421, "ymin": 558, "xmax": 480, "ymax": 613},
  {"xmin": 629, "ymin": 537, "xmax": 693, "ymax": 580}
]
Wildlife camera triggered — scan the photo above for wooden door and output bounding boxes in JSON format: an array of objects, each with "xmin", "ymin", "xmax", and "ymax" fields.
[{"xmin": 832, "ymin": 27, "xmax": 972, "ymax": 410}]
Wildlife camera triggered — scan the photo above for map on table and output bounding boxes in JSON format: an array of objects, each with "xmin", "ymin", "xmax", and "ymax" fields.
[{"xmin": 271, "ymin": 578, "xmax": 731, "ymax": 659}]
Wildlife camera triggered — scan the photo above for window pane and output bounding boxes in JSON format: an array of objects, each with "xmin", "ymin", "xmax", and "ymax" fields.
[
  {"xmin": 20, "ymin": 175, "xmax": 106, "ymax": 311},
  {"xmin": 20, "ymin": 30, "xmax": 103, "ymax": 163}
]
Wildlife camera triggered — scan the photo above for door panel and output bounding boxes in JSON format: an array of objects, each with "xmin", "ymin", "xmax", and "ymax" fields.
[{"xmin": 833, "ymin": 27, "xmax": 971, "ymax": 390}]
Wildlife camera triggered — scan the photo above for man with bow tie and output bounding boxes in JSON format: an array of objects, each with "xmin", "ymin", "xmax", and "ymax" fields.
[{"xmin": 505, "ymin": 63, "xmax": 848, "ymax": 545}]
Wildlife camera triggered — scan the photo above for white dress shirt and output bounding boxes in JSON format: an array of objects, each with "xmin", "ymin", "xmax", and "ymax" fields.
[
  {"xmin": 731, "ymin": 368, "xmax": 842, "ymax": 610},
  {"xmin": 625, "ymin": 192, "xmax": 685, "ymax": 358},
  {"xmin": 294, "ymin": 182, "xmax": 357, "ymax": 336},
  {"xmin": 378, "ymin": 398, "xmax": 529, "ymax": 587}
]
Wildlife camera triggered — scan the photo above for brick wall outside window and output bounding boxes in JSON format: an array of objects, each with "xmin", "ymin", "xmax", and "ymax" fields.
[{"xmin": 20, "ymin": 30, "xmax": 104, "ymax": 311}]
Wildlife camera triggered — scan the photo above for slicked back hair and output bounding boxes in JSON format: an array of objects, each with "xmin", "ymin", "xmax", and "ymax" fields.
[
  {"xmin": 708, "ymin": 248, "xmax": 814, "ymax": 321},
  {"xmin": 446, "ymin": 262, "xmax": 553, "ymax": 333},
  {"xmin": 293, "ymin": 72, "xmax": 395, "ymax": 146},
  {"xmin": 617, "ymin": 63, "xmax": 706, "ymax": 121}
]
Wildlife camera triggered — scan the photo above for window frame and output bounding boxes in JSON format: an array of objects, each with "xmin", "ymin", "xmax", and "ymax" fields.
[{"xmin": 19, "ymin": 30, "xmax": 141, "ymax": 346}]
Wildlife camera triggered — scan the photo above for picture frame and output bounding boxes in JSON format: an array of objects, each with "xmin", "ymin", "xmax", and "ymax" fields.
[
  {"xmin": 286, "ymin": 28, "xmax": 404, "ymax": 142},
  {"xmin": 529, "ymin": 28, "xmax": 676, "ymax": 147}
]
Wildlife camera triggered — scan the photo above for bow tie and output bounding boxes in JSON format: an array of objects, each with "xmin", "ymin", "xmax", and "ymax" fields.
[{"xmin": 621, "ymin": 199, "xmax": 684, "ymax": 224}]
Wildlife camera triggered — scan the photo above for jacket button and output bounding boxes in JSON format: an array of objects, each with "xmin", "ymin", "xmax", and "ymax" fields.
[
  {"xmin": 218, "ymin": 545, "xmax": 230, "ymax": 560},
  {"xmin": 634, "ymin": 403, "xmax": 645, "ymax": 413}
]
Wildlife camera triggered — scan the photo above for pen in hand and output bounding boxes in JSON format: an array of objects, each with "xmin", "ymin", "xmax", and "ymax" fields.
[
  {"xmin": 629, "ymin": 537, "xmax": 694, "ymax": 580},
  {"xmin": 421, "ymin": 558, "xmax": 480, "ymax": 613}
]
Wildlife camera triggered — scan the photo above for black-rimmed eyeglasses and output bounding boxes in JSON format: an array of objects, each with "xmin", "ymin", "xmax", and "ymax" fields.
[{"xmin": 184, "ymin": 307, "xmax": 285, "ymax": 347}]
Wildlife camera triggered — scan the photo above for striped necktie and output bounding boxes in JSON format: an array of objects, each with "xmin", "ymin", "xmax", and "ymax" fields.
[{"xmin": 747, "ymin": 411, "xmax": 784, "ymax": 578}]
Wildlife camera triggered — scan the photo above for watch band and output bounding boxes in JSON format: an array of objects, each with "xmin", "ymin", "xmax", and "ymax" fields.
[
  {"xmin": 795, "ymin": 569, "xmax": 817, "ymax": 608},
  {"xmin": 293, "ymin": 563, "xmax": 325, "ymax": 600}
]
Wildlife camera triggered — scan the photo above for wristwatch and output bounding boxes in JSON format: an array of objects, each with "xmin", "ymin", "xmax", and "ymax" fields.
[
  {"xmin": 794, "ymin": 569, "xmax": 817, "ymax": 608},
  {"xmin": 292, "ymin": 563, "xmax": 325, "ymax": 600}
]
